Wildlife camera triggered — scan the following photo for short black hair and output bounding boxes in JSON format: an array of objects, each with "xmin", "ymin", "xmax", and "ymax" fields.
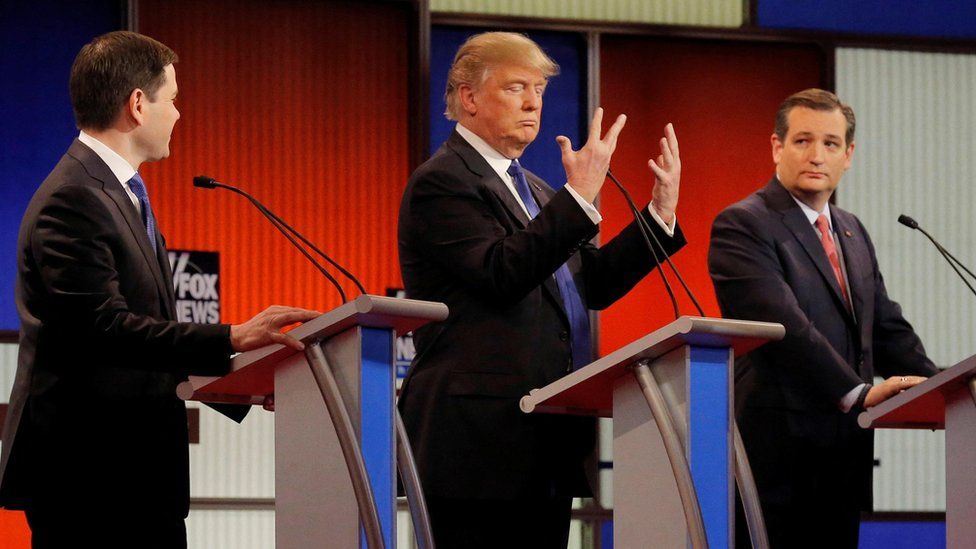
[{"xmin": 70, "ymin": 31, "xmax": 178, "ymax": 131}]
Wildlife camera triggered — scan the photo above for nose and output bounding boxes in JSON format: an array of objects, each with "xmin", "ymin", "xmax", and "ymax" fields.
[
  {"xmin": 808, "ymin": 141, "xmax": 825, "ymax": 164},
  {"xmin": 523, "ymin": 89, "xmax": 541, "ymax": 111}
]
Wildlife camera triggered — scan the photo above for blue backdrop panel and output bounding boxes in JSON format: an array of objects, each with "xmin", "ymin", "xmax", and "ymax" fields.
[
  {"xmin": 429, "ymin": 26, "xmax": 586, "ymax": 191},
  {"xmin": 0, "ymin": 0, "xmax": 124, "ymax": 331},
  {"xmin": 758, "ymin": 0, "xmax": 976, "ymax": 39},
  {"xmin": 359, "ymin": 327, "xmax": 396, "ymax": 548},
  {"xmin": 688, "ymin": 346, "xmax": 732, "ymax": 548},
  {"xmin": 860, "ymin": 518, "xmax": 946, "ymax": 548}
]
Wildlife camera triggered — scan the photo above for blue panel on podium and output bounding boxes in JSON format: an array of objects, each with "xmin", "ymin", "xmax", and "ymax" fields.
[
  {"xmin": 688, "ymin": 346, "xmax": 732, "ymax": 548},
  {"xmin": 360, "ymin": 327, "xmax": 396, "ymax": 548}
]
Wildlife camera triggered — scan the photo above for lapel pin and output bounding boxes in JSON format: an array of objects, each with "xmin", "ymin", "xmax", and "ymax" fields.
[{"xmin": 844, "ymin": 230, "xmax": 853, "ymax": 237}]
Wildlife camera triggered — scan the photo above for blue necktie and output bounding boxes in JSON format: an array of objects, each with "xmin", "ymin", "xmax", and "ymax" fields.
[
  {"xmin": 127, "ymin": 173, "xmax": 157, "ymax": 253},
  {"xmin": 507, "ymin": 160, "xmax": 592, "ymax": 370}
]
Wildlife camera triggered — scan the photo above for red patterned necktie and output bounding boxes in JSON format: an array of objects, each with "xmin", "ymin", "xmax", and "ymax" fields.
[{"xmin": 815, "ymin": 214, "xmax": 849, "ymax": 309}]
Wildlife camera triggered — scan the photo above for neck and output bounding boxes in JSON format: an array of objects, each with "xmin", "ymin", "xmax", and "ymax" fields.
[{"xmin": 84, "ymin": 127, "xmax": 144, "ymax": 171}]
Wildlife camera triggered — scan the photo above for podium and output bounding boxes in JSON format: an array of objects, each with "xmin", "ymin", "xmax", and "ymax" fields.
[
  {"xmin": 520, "ymin": 316, "xmax": 784, "ymax": 548},
  {"xmin": 858, "ymin": 354, "xmax": 976, "ymax": 548},
  {"xmin": 177, "ymin": 295, "xmax": 448, "ymax": 548}
]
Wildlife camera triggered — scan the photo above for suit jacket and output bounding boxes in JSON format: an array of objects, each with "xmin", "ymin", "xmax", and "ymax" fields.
[
  {"xmin": 707, "ymin": 177, "xmax": 936, "ymax": 508},
  {"xmin": 397, "ymin": 130, "xmax": 686, "ymax": 500},
  {"xmin": 0, "ymin": 139, "xmax": 239, "ymax": 518}
]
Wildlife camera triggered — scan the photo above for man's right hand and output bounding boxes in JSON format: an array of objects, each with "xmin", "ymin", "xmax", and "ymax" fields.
[
  {"xmin": 864, "ymin": 375, "xmax": 929, "ymax": 408},
  {"xmin": 556, "ymin": 107, "xmax": 627, "ymax": 203},
  {"xmin": 230, "ymin": 305, "xmax": 321, "ymax": 352}
]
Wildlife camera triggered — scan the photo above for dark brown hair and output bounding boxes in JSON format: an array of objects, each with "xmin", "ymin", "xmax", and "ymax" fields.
[
  {"xmin": 775, "ymin": 88, "xmax": 856, "ymax": 146},
  {"xmin": 70, "ymin": 31, "xmax": 178, "ymax": 131}
]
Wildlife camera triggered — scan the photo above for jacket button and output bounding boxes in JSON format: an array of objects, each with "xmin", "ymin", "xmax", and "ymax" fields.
[{"xmin": 559, "ymin": 331, "xmax": 569, "ymax": 341}]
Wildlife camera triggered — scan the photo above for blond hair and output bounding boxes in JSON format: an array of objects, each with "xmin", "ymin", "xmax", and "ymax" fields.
[{"xmin": 444, "ymin": 32, "xmax": 559, "ymax": 121}]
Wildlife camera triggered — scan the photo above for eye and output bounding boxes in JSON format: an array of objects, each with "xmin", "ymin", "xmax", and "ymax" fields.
[{"xmin": 507, "ymin": 84, "xmax": 525, "ymax": 93}]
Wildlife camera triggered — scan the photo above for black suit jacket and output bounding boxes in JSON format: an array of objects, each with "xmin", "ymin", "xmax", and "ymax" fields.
[
  {"xmin": 0, "ymin": 139, "xmax": 239, "ymax": 518},
  {"xmin": 397, "ymin": 130, "xmax": 686, "ymax": 500},
  {"xmin": 708, "ymin": 177, "xmax": 936, "ymax": 511}
]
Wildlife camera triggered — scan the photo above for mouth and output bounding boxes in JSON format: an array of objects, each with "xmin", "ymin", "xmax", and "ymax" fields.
[
  {"xmin": 517, "ymin": 120, "xmax": 537, "ymax": 127},
  {"xmin": 802, "ymin": 171, "xmax": 826, "ymax": 179}
]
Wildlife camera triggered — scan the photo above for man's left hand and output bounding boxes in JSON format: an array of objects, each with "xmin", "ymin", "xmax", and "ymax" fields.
[{"xmin": 649, "ymin": 123, "xmax": 680, "ymax": 224}]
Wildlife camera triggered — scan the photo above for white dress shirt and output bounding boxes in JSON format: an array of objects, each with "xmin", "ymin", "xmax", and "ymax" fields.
[{"xmin": 77, "ymin": 131, "xmax": 142, "ymax": 215}]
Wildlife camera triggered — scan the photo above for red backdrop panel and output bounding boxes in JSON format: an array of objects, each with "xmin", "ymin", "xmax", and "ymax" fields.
[
  {"xmin": 139, "ymin": 0, "xmax": 410, "ymax": 322},
  {"xmin": 597, "ymin": 37, "xmax": 822, "ymax": 356}
]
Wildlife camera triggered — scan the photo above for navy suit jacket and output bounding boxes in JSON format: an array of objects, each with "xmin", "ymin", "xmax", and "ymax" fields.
[
  {"xmin": 0, "ymin": 140, "xmax": 241, "ymax": 518},
  {"xmin": 397, "ymin": 130, "xmax": 686, "ymax": 500},
  {"xmin": 708, "ymin": 177, "xmax": 936, "ymax": 507}
]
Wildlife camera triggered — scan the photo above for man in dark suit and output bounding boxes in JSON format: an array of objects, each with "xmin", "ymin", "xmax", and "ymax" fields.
[
  {"xmin": 708, "ymin": 88, "xmax": 938, "ymax": 548},
  {"xmin": 398, "ymin": 32, "xmax": 685, "ymax": 547},
  {"xmin": 0, "ymin": 31, "xmax": 318, "ymax": 547}
]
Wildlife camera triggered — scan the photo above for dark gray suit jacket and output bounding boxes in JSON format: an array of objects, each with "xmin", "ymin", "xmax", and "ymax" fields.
[
  {"xmin": 0, "ymin": 139, "xmax": 239, "ymax": 518},
  {"xmin": 397, "ymin": 130, "xmax": 686, "ymax": 500},
  {"xmin": 708, "ymin": 177, "xmax": 936, "ymax": 512}
]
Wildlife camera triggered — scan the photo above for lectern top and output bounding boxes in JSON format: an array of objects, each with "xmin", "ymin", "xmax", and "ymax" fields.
[
  {"xmin": 520, "ymin": 316, "xmax": 784, "ymax": 417},
  {"xmin": 857, "ymin": 354, "xmax": 976, "ymax": 430},
  {"xmin": 177, "ymin": 294, "xmax": 448, "ymax": 403}
]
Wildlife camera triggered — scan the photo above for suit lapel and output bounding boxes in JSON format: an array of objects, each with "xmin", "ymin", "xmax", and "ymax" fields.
[
  {"xmin": 69, "ymin": 140, "xmax": 171, "ymax": 308},
  {"xmin": 447, "ymin": 131, "xmax": 531, "ymax": 228},
  {"xmin": 447, "ymin": 131, "xmax": 571, "ymax": 323},
  {"xmin": 765, "ymin": 178, "xmax": 855, "ymax": 325},
  {"xmin": 831, "ymin": 211, "xmax": 867, "ymax": 327},
  {"xmin": 156, "ymin": 234, "xmax": 177, "ymax": 319}
]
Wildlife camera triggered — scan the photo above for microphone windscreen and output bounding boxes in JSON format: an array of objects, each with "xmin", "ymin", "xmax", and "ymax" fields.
[
  {"xmin": 897, "ymin": 214, "xmax": 919, "ymax": 229},
  {"xmin": 193, "ymin": 175, "xmax": 217, "ymax": 188}
]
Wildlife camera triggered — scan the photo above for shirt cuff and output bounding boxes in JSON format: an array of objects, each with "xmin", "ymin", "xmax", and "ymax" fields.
[
  {"xmin": 647, "ymin": 202, "xmax": 676, "ymax": 237},
  {"xmin": 564, "ymin": 184, "xmax": 602, "ymax": 225},
  {"xmin": 839, "ymin": 382, "xmax": 869, "ymax": 412}
]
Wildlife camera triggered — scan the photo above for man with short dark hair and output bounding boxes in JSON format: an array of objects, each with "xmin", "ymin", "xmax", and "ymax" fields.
[
  {"xmin": 398, "ymin": 31, "xmax": 685, "ymax": 547},
  {"xmin": 0, "ymin": 31, "xmax": 318, "ymax": 547},
  {"xmin": 708, "ymin": 88, "xmax": 938, "ymax": 548}
]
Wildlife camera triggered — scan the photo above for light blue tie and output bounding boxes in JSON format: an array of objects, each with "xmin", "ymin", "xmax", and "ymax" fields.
[
  {"xmin": 507, "ymin": 160, "xmax": 592, "ymax": 370},
  {"xmin": 127, "ymin": 173, "xmax": 157, "ymax": 253}
]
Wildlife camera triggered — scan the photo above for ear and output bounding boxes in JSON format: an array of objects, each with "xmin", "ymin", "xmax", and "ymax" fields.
[
  {"xmin": 843, "ymin": 140, "xmax": 855, "ymax": 170},
  {"xmin": 771, "ymin": 133, "xmax": 783, "ymax": 165},
  {"xmin": 127, "ymin": 88, "xmax": 148, "ymax": 126},
  {"xmin": 458, "ymin": 83, "xmax": 478, "ymax": 116}
]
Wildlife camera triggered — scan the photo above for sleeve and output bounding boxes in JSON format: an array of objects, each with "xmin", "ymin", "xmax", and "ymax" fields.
[
  {"xmin": 580, "ymin": 204, "xmax": 686, "ymax": 310},
  {"xmin": 859, "ymin": 220, "xmax": 938, "ymax": 377},
  {"xmin": 403, "ymin": 168, "xmax": 600, "ymax": 307},
  {"xmin": 708, "ymin": 205, "xmax": 864, "ymax": 402},
  {"xmin": 30, "ymin": 184, "xmax": 232, "ymax": 376}
]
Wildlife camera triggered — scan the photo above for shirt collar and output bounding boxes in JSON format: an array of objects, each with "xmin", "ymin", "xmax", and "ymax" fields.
[
  {"xmin": 789, "ymin": 192, "xmax": 832, "ymax": 231},
  {"xmin": 455, "ymin": 123, "xmax": 518, "ymax": 182},
  {"xmin": 78, "ymin": 131, "xmax": 138, "ymax": 186}
]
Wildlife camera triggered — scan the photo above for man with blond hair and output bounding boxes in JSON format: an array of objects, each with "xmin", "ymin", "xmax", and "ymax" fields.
[
  {"xmin": 708, "ymin": 88, "xmax": 936, "ymax": 547},
  {"xmin": 398, "ymin": 31, "xmax": 685, "ymax": 546}
]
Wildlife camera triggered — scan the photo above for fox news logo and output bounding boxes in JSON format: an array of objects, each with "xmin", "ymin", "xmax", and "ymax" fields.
[{"xmin": 168, "ymin": 250, "xmax": 220, "ymax": 324}]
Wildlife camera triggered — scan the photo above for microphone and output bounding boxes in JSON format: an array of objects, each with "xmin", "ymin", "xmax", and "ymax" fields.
[
  {"xmin": 606, "ymin": 168, "xmax": 706, "ymax": 319},
  {"xmin": 193, "ymin": 175, "xmax": 367, "ymax": 302},
  {"xmin": 898, "ymin": 213, "xmax": 976, "ymax": 297}
]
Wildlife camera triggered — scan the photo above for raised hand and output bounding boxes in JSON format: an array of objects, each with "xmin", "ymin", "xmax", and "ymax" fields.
[
  {"xmin": 649, "ymin": 123, "xmax": 680, "ymax": 224},
  {"xmin": 230, "ymin": 305, "xmax": 321, "ymax": 352},
  {"xmin": 556, "ymin": 107, "xmax": 627, "ymax": 203}
]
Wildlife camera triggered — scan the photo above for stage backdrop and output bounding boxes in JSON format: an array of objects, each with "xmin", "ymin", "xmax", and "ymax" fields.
[
  {"xmin": 597, "ymin": 36, "xmax": 824, "ymax": 355},
  {"xmin": 138, "ymin": 0, "xmax": 412, "ymax": 323}
]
